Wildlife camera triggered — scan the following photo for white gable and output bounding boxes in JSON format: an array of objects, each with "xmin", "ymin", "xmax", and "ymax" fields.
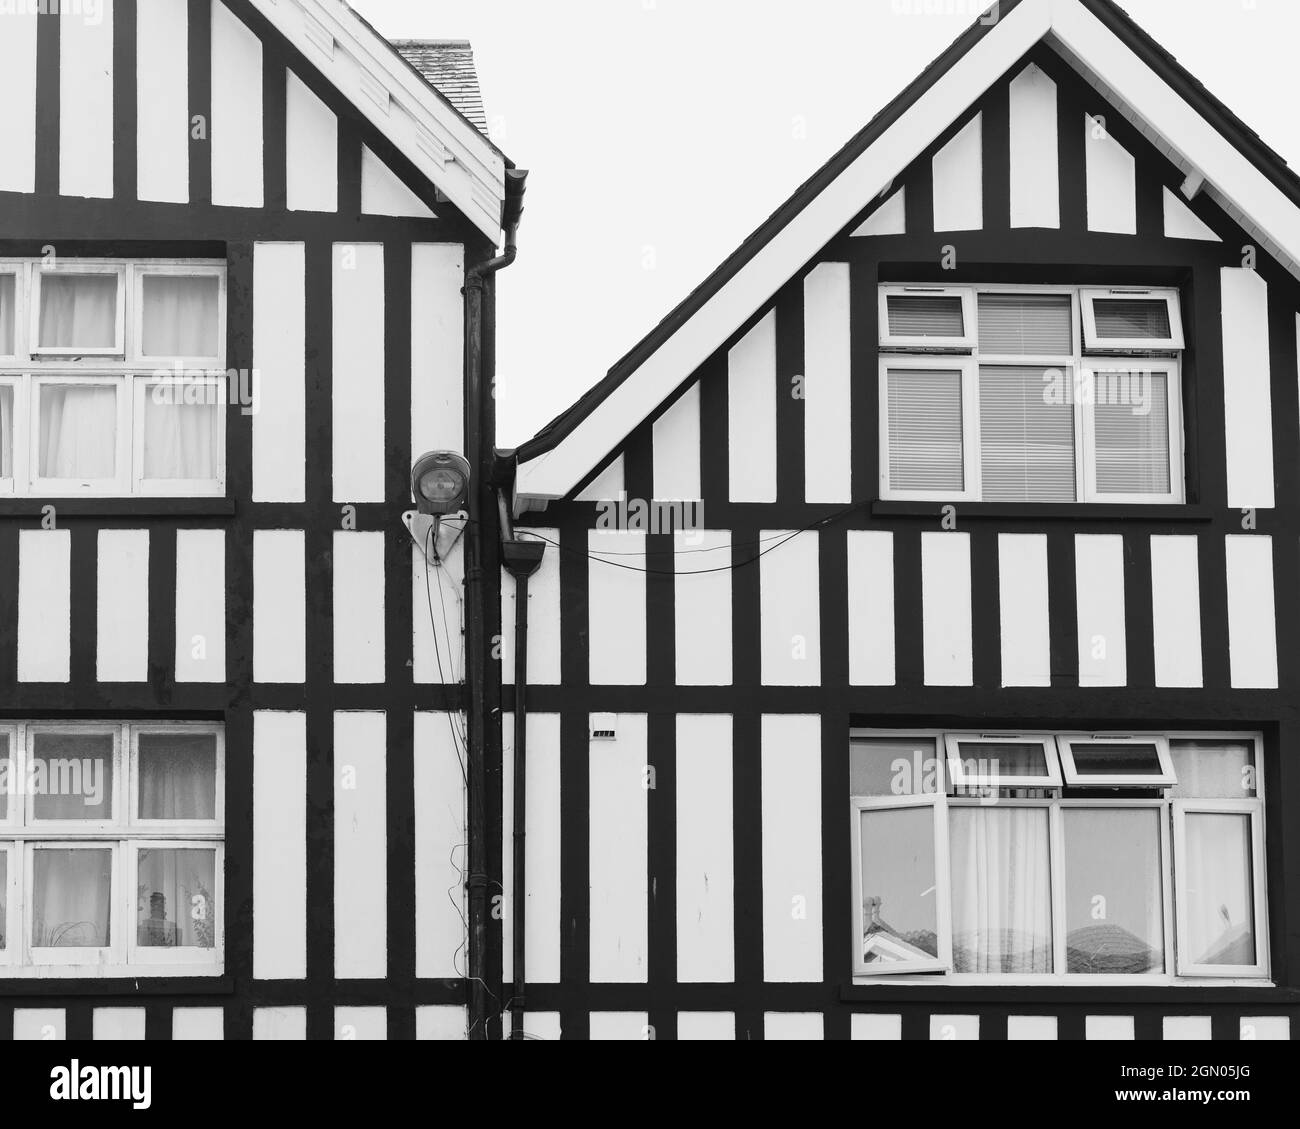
[
  {"xmin": 249, "ymin": 0, "xmax": 506, "ymax": 241},
  {"xmin": 517, "ymin": 0, "xmax": 1300, "ymax": 502}
]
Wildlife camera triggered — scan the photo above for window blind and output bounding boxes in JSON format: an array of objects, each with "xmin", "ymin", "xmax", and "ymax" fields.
[
  {"xmin": 0, "ymin": 274, "xmax": 14, "ymax": 354},
  {"xmin": 1093, "ymin": 371, "xmax": 1171, "ymax": 495},
  {"xmin": 886, "ymin": 294, "xmax": 965, "ymax": 339},
  {"xmin": 978, "ymin": 293, "xmax": 1072, "ymax": 355},
  {"xmin": 1092, "ymin": 298, "xmax": 1171, "ymax": 341},
  {"xmin": 886, "ymin": 367, "xmax": 965, "ymax": 492},
  {"xmin": 978, "ymin": 365, "xmax": 1076, "ymax": 502}
]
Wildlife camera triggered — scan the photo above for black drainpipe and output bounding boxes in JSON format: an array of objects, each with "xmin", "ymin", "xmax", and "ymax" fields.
[
  {"xmin": 463, "ymin": 168, "xmax": 527, "ymax": 1041},
  {"xmin": 499, "ymin": 492, "xmax": 545, "ymax": 1040}
]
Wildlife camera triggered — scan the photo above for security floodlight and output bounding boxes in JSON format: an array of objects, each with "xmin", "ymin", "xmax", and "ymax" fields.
[{"xmin": 412, "ymin": 451, "xmax": 471, "ymax": 517}]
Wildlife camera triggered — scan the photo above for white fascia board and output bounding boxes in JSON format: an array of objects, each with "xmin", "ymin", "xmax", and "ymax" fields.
[
  {"xmin": 252, "ymin": 0, "xmax": 506, "ymax": 243},
  {"xmin": 514, "ymin": 0, "xmax": 1053, "ymax": 501},
  {"xmin": 1046, "ymin": 0, "xmax": 1300, "ymax": 274}
]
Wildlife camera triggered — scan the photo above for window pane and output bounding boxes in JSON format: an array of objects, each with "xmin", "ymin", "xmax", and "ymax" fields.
[
  {"xmin": 0, "ymin": 273, "xmax": 14, "ymax": 353},
  {"xmin": 851, "ymin": 737, "xmax": 941, "ymax": 797},
  {"xmin": 38, "ymin": 384, "xmax": 118, "ymax": 480},
  {"xmin": 141, "ymin": 383, "xmax": 219, "ymax": 481},
  {"xmin": 887, "ymin": 294, "xmax": 964, "ymax": 338},
  {"xmin": 978, "ymin": 293, "xmax": 1072, "ymax": 355},
  {"xmin": 1093, "ymin": 371, "xmax": 1171, "ymax": 495},
  {"xmin": 139, "ymin": 733, "xmax": 218, "ymax": 821},
  {"xmin": 0, "ymin": 850, "xmax": 6, "ymax": 951},
  {"xmin": 30, "ymin": 732, "xmax": 115, "ymax": 820},
  {"xmin": 954, "ymin": 741, "xmax": 1051, "ymax": 780},
  {"xmin": 1068, "ymin": 742, "xmax": 1163, "ymax": 778},
  {"xmin": 142, "ymin": 275, "xmax": 220, "ymax": 357},
  {"xmin": 950, "ymin": 807, "xmax": 1052, "ymax": 973},
  {"xmin": 0, "ymin": 732, "xmax": 10, "ymax": 818},
  {"xmin": 38, "ymin": 273, "xmax": 119, "ymax": 350},
  {"xmin": 0, "ymin": 385, "xmax": 13, "ymax": 478},
  {"xmin": 1063, "ymin": 808, "xmax": 1164, "ymax": 974},
  {"xmin": 137, "ymin": 848, "xmax": 217, "ymax": 949},
  {"xmin": 32, "ymin": 848, "xmax": 113, "ymax": 948},
  {"xmin": 1182, "ymin": 813, "xmax": 1255, "ymax": 967},
  {"xmin": 1092, "ymin": 297, "xmax": 1171, "ymax": 340},
  {"xmin": 859, "ymin": 807, "xmax": 939, "ymax": 965},
  {"xmin": 887, "ymin": 368, "xmax": 964, "ymax": 492},
  {"xmin": 1170, "ymin": 740, "xmax": 1256, "ymax": 799},
  {"xmin": 979, "ymin": 365, "xmax": 1076, "ymax": 502}
]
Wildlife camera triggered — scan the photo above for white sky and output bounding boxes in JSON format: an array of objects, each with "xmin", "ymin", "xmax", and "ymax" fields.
[{"xmin": 351, "ymin": 0, "xmax": 1300, "ymax": 447}]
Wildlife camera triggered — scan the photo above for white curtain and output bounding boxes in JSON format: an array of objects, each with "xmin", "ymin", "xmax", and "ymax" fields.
[
  {"xmin": 39, "ymin": 385, "xmax": 117, "ymax": 479},
  {"xmin": 32, "ymin": 848, "xmax": 113, "ymax": 948},
  {"xmin": 30, "ymin": 734, "xmax": 114, "ymax": 821},
  {"xmin": 0, "ymin": 850, "xmax": 7, "ymax": 951},
  {"xmin": 0, "ymin": 274, "xmax": 14, "ymax": 354},
  {"xmin": 139, "ymin": 737, "xmax": 217, "ymax": 820},
  {"xmin": 142, "ymin": 275, "xmax": 219, "ymax": 357},
  {"xmin": 38, "ymin": 273, "xmax": 118, "ymax": 350},
  {"xmin": 142, "ymin": 389, "xmax": 217, "ymax": 480},
  {"xmin": 137, "ymin": 848, "xmax": 216, "ymax": 949},
  {"xmin": 950, "ymin": 807, "xmax": 1052, "ymax": 973},
  {"xmin": 0, "ymin": 385, "xmax": 12, "ymax": 479},
  {"xmin": 1182, "ymin": 813, "xmax": 1255, "ymax": 966}
]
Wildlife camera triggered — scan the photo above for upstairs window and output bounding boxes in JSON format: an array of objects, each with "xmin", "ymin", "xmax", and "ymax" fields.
[
  {"xmin": 879, "ymin": 285, "xmax": 1185, "ymax": 505},
  {"xmin": 850, "ymin": 730, "xmax": 1268, "ymax": 984},
  {"xmin": 0, "ymin": 259, "xmax": 227, "ymax": 499}
]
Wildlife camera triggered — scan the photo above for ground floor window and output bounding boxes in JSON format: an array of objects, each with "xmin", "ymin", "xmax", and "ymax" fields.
[
  {"xmin": 0, "ymin": 722, "xmax": 223, "ymax": 978},
  {"xmin": 850, "ymin": 731, "xmax": 1267, "ymax": 984}
]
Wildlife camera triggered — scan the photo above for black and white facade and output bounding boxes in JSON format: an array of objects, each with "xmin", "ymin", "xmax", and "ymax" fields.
[
  {"xmin": 0, "ymin": 0, "xmax": 511, "ymax": 1040},
  {"xmin": 505, "ymin": 0, "xmax": 1300, "ymax": 1040}
]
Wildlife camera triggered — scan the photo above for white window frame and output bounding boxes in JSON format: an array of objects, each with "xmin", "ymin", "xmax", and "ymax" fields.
[
  {"xmin": 132, "ymin": 264, "xmax": 228, "ymax": 368},
  {"xmin": 27, "ymin": 373, "xmax": 132, "ymax": 496},
  {"xmin": 0, "ymin": 840, "xmax": 15, "ymax": 967},
  {"xmin": 944, "ymin": 733, "xmax": 1064, "ymax": 790},
  {"xmin": 126, "ymin": 841, "xmax": 225, "ymax": 968},
  {"xmin": 1057, "ymin": 734, "xmax": 1177, "ymax": 788},
  {"xmin": 879, "ymin": 284, "xmax": 1188, "ymax": 505},
  {"xmin": 0, "ymin": 267, "xmax": 25, "ymax": 361},
  {"xmin": 877, "ymin": 354, "xmax": 979, "ymax": 502},
  {"xmin": 0, "ymin": 720, "xmax": 224, "ymax": 979},
  {"xmin": 1172, "ymin": 800, "xmax": 1269, "ymax": 979},
  {"xmin": 23, "ymin": 723, "xmax": 124, "ymax": 833},
  {"xmin": 879, "ymin": 285, "xmax": 977, "ymax": 351},
  {"xmin": 1081, "ymin": 359, "xmax": 1185, "ymax": 504},
  {"xmin": 0, "ymin": 257, "xmax": 228, "ymax": 498},
  {"xmin": 850, "ymin": 793, "xmax": 952, "ymax": 977},
  {"xmin": 851, "ymin": 729, "xmax": 1270, "ymax": 987},
  {"xmin": 29, "ymin": 262, "xmax": 127, "ymax": 358},
  {"xmin": 1081, "ymin": 287, "xmax": 1185, "ymax": 352},
  {"xmin": 0, "ymin": 376, "xmax": 28, "ymax": 496},
  {"xmin": 25, "ymin": 840, "xmax": 121, "ymax": 966},
  {"xmin": 131, "ymin": 374, "xmax": 228, "ymax": 497}
]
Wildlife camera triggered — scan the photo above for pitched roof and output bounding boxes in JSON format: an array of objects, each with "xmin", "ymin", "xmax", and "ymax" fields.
[
  {"xmin": 248, "ymin": 0, "xmax": 509, "ymax": 242},
  {"xmin": 390, "ymin": 40, "xmax": 489, "ymax": 135},
  {"xmin": 514, "ymin": 0, "xmax": 1300, "ymax": 502}
]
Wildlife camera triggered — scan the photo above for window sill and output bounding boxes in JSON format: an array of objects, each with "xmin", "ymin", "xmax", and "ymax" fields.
[
  {"xmin": 840, "ymin": 982, "xmax": 1294, "ymax": 1005},
  {"xmin": 872, "ymin": 500, "xmax": 1212, "ymax": 523},
  {"xmin": 0, "ymin": 973, "xmax": 231, "ymax": 996},
  {"xmin": 0, "ymin": 498, "xmax": 236, "ymax": 519}
]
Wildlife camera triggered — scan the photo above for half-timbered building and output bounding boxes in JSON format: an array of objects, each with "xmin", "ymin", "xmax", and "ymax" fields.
[
  {"xmin": 504, "ymin": 0, "xmax": 1300, "ymax": 1041},
  {"xmin": 0, "ymin": 0, "xmax": 517, "ymax": 1040}
]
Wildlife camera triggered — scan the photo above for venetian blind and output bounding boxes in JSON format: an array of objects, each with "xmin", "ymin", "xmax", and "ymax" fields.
[
  {"xmin": 978, "ymin": 293, "xmax": 1072, "ymax": 355},
  {"xmin": 1091, "ymin": 298, "xmax": 1172, "ymax": 341},
  {"xmin": 886, "ymin": 294, "xmax": 965, "ymax": 339},
  {"xmin": 1093, "ymin": 371, "xmax": 1171, "ymax": 495},
  {"xmin": 978, "ymin": 365, "xmax": 1077, "ymax": 502},
  {"xmin": 886, "ymin": 367, "xmax": 965, "ymax": 492}
]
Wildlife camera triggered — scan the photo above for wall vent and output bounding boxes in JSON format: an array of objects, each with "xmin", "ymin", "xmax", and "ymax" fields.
[{"xmin": 590, "ymin": 713, "xmax": 618, "ymax": 741}]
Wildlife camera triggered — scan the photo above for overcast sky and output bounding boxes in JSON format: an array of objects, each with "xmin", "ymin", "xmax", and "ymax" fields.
[{"xmin": 351, "ymin": 0, "xmax": 1300, "ymax": 447}]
